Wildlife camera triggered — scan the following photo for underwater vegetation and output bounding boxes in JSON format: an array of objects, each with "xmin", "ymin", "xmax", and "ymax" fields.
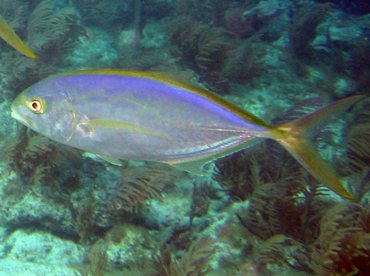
[
  {"xmin": 216, "ymin": 141, "xmax": 370, "ymax": 275},
  {"xmin": 75, "ymin": 0, "xmax": 131, "ymax": 28},
  {"xmin": 170, "ymin": 19, "xmax": 232, "ymax": 91},
  {"xmin": 5, "ymin": 127, "xmax": 81, "ymax": 187},
  {"xmin": 112, "ymin": 164, "xmax": 179, "ymax": 214},
  {"xmin": 169, "ymin": 15, "xmax": 269, "ymax": 93},
  {"xmin": 152, "ymin": 237, "xmax": 214, "ymax": 276},
  {"xmin": 0, "ymin": 0, "xmax": 83, "ymax": 94},
  {"xmin": 290, "ymin": 3, "xmax": 334, "ymax": 61},
  {"xmin": 0, "ymin": 0, "xmax": 369, "ymax": 275},
  {"xmin": 343, "ymin": 102, "xmax": 370, "ymax": 203},
  {"xmin": 350, "ymin": 39, "xmax": 370, "ymax": 95}
]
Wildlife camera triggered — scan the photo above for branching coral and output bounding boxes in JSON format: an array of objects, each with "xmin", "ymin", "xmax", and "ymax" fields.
[
  {"xmin": 215, "ymin": 149, "xmax": 264, "ymax": 201},
  {"xmin": 215, "ymin": 97, "xmax": 369, "ymax": 274},
  {"xmin": 169, "ymin": 11, "xmax": 270, "ymax": 92},
  {"xmin": 215, "ymin": 140, "xmax": 311, "ymax": 202},
  {"xmin": 170, "ymin": 18, "xmax": 231, "ymax": 91},
  {"xmin": 75, "ymin": 0, "xmax": 130, "ymax": 28},
  {"xmin": 219, "ymin": 39, "xmax": 265, "ymax": 85},
  {"xmin": 174, "ymin": 0, "xmax": 229, "ymax": 25},
  {"xmin": 0, "ymin": 0, "xmax": 29, "ymax": 35},
  {"xmin": 189, "ymin": 182, "xmax": 212, "ymax": 226},
  {"xmin": 235, "ymin": 177, "xmax": 369, "ymax": 275},
  {"xmin": 290, "ymin": 3, "xmax": 334, "ymax": 60},
  {"xmin": 114, "ymin": 46, "xmax": 172, "ymax": 72},
  {"xmin": 344, "ymin": 101, "xmax": 370, "ymax": 203},
  {"xmin": 311, "ymin": 204, "xmax": 370, "ymax": 275},
  {"xmin": 76, "ymin": 239, "xmax": 108, "ymax": 276},
  {"xmin": 75, "ymin": 195, "xmax": 98, "ymax": 244},
  {"xmin": 218, "ymin": 140, "xmax": 331, "ymax": 251},
  {"xmin": 254, "ymin": 234, "xmax": 313, "ymax": 273},
  {"xmin": 3, "ymin": 0, "xmax": 82, "ymax": 93},
  {"xmin": 350, "ymin": 39, "xmax": 370, "ymax": 94},
  {"xmin": 238, "ymin": 203, "xmax": 369, "ymax": 275},
  {"xmin": 239, "ymin": 178, "xmax": 326, "ymax": 244},
  {"xmin": 345, "ymin": 104, "xmax": 370, "ymax": 174},
  {"xmin": 153, "ymin": 237, "xmax": 214, "ymax": 276},
  {"xmin": 112, "ymin": 164, "xmax": 179, "ymax": 213},
  {"xmin": 27, "ymin": 0, "xmax": 81, "ymax": 57},
  {"xmin": 5, "ymin": 127, "xmax": 81, "ymax": 187},
  {"xmin": 87, "ymin": 241, "xmax": 108, "ymax": 276}
]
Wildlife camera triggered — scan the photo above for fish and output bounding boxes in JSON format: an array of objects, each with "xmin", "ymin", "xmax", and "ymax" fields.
[
  {"xmin": 10, "ymin": 69, "xmax": 365, "ymax": 200},
  {"xmin": 0, "ymin": 14, "xmax": 37, "ymax": 59}
]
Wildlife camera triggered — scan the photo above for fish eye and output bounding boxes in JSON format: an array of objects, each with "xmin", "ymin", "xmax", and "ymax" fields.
[{"xmin": 29, "ymin": 98, "xmax": 44, "ymax": 114}]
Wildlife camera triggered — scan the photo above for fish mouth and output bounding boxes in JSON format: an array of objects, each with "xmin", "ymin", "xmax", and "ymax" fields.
[{"xmin": 11, "ymin": 103, "xmax": 32, "ymax": 127}]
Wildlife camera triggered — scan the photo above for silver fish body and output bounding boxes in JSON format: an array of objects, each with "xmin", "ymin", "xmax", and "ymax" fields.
[
  {"xmin": 11, "ymin": 71, "xmax": 268, "ymax": 165},
  {"xmin": 12, "ymin": 69, "xmax": 363, "ymax": 199}
]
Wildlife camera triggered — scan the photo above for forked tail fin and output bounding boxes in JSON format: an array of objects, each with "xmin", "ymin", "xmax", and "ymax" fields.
[{"xmin": 269, "ymin": 95, "xmax": 366, "ymax": 200}]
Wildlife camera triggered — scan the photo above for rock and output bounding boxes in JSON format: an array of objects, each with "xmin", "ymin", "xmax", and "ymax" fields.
[{"xmin": 0, "ymin": 229, "xmax": 85, "ymax": 276}]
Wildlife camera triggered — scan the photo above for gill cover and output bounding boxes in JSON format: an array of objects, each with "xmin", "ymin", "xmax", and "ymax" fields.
[{"xmin": 46, "ymin": 94, "xmax": 77, "ymax": 143}]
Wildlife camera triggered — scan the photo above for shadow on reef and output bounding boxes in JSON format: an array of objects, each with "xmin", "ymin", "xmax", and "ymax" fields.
[{"xmin": 316, "ymin": 0, "xmax": 370, "ymax": 15}]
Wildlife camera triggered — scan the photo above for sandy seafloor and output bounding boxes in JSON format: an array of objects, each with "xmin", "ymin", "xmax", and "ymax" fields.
[{"xmin": 0, "ymin": 0, "xmax": 369, "ymax": 275}]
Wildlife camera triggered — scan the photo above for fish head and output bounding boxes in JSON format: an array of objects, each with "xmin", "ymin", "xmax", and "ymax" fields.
[{"xmin": 11, "ymin": 80, "xmax": 77, "ymax": 144}]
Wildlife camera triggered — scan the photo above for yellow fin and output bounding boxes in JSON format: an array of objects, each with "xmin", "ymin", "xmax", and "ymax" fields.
[
  {"xmin": 0, "ymin": 14, "xmax": 37, "ymax": 59},
  {"xmin": 270, "ymin": 95, "xmax": 366, "ymax": 201}
]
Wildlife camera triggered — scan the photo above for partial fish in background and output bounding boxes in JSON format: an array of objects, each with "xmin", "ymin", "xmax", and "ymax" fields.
[
  {"xmin": 0, "ymin": 14, "xmax": 37, "ymax": 59},
  {"xmin": 10, "ymin": 69, "xmax": 365, "ymax": 200}
]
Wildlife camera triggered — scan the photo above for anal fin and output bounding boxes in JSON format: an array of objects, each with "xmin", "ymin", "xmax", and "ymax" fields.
[
  {"xmin": 97, "ymin": 154, "xmax": 123, "ymax": 166},
  {"xmin": 169, "ymin": 159, "xmax": 211, "ymax": 175}
]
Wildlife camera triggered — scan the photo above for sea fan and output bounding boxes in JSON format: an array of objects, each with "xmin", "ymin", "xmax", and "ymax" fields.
[
  {"xmin": 311, "ymin": 204, "xmax": 370, "ymax": 275},
  {"xmin": 290, "ymin": 3, "xmax": 333, "ymax": 60},
  {"xmin": 26, "ymin": 0, "xmax": 81, "ymax": 60},
  {"xmin": 345, "ymin": 106, "xmax": 370, "ymax": 174},
  {"xmin": 234, "ymin": 142, "xmax": 326, "ymax": 244},
  {"xmin": 112, "ymin": 164, "xmax": 178, "ymax": 213},
  {"xmin": 344, "ymin": 102, "xmax": 370, "ymax": 202},
  {"xmin": 6, "ymin": 127, "xmax": 80, "ymax": 186},
  {"xmin": 170, "ymin": 18, "xmax": 231, "ymax": 91},
  {"xmin": 153, "ymin": 237, "xmax": 214, "ymax": 276}
]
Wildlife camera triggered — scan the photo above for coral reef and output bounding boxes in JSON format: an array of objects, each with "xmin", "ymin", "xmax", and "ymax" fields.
[
  {"xmin": 112, "ymin": 164, "xmax": 179, "ymax": 213},
  {"xmin": 311, "ymin": 203, "xmax": 370, "ymax": 275},
  {"xmin": 5, "ymin": 127, "xmax": 81, "ymax": 188},
  {"xmin": 215, "ymin": 105, "xmax": 369, "ymax": 274},
  {"xmin": 344, "ymin": 100, "xmax": 370, "ymax": 203},
  {"xmin": 170, "ymin": 19, "xmax": 231, "ymax": 91},
  {"xmin": 350, "ymin": 39, "xmax": 370, "ymax": 94},
  {"xmin": 153, "ymin": 237, "xmax": 215, "ymax": 276},
  {"xmin": 0, "ymin": 0, "xmax": 83, "ymax": 94},
  {"xmin": 0, "ymin": 0, "xmax": 369, "ymax": 274},
  {"xmin": 75, "ymin": 0, "xmax": 131, "ymax": 28},
  {"xmin": 290, "ymin": 3, "xmax": 334, "ymax": 61}
]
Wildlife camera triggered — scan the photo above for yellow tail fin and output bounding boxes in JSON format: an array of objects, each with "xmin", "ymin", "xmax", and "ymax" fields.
[
  {"xmin": 270, "ymin": 95, "xmax": 366, "ymax": 200},
  {"xmin": 0, "ymin": 14, "xmax": 37, "ymax": 59}
]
